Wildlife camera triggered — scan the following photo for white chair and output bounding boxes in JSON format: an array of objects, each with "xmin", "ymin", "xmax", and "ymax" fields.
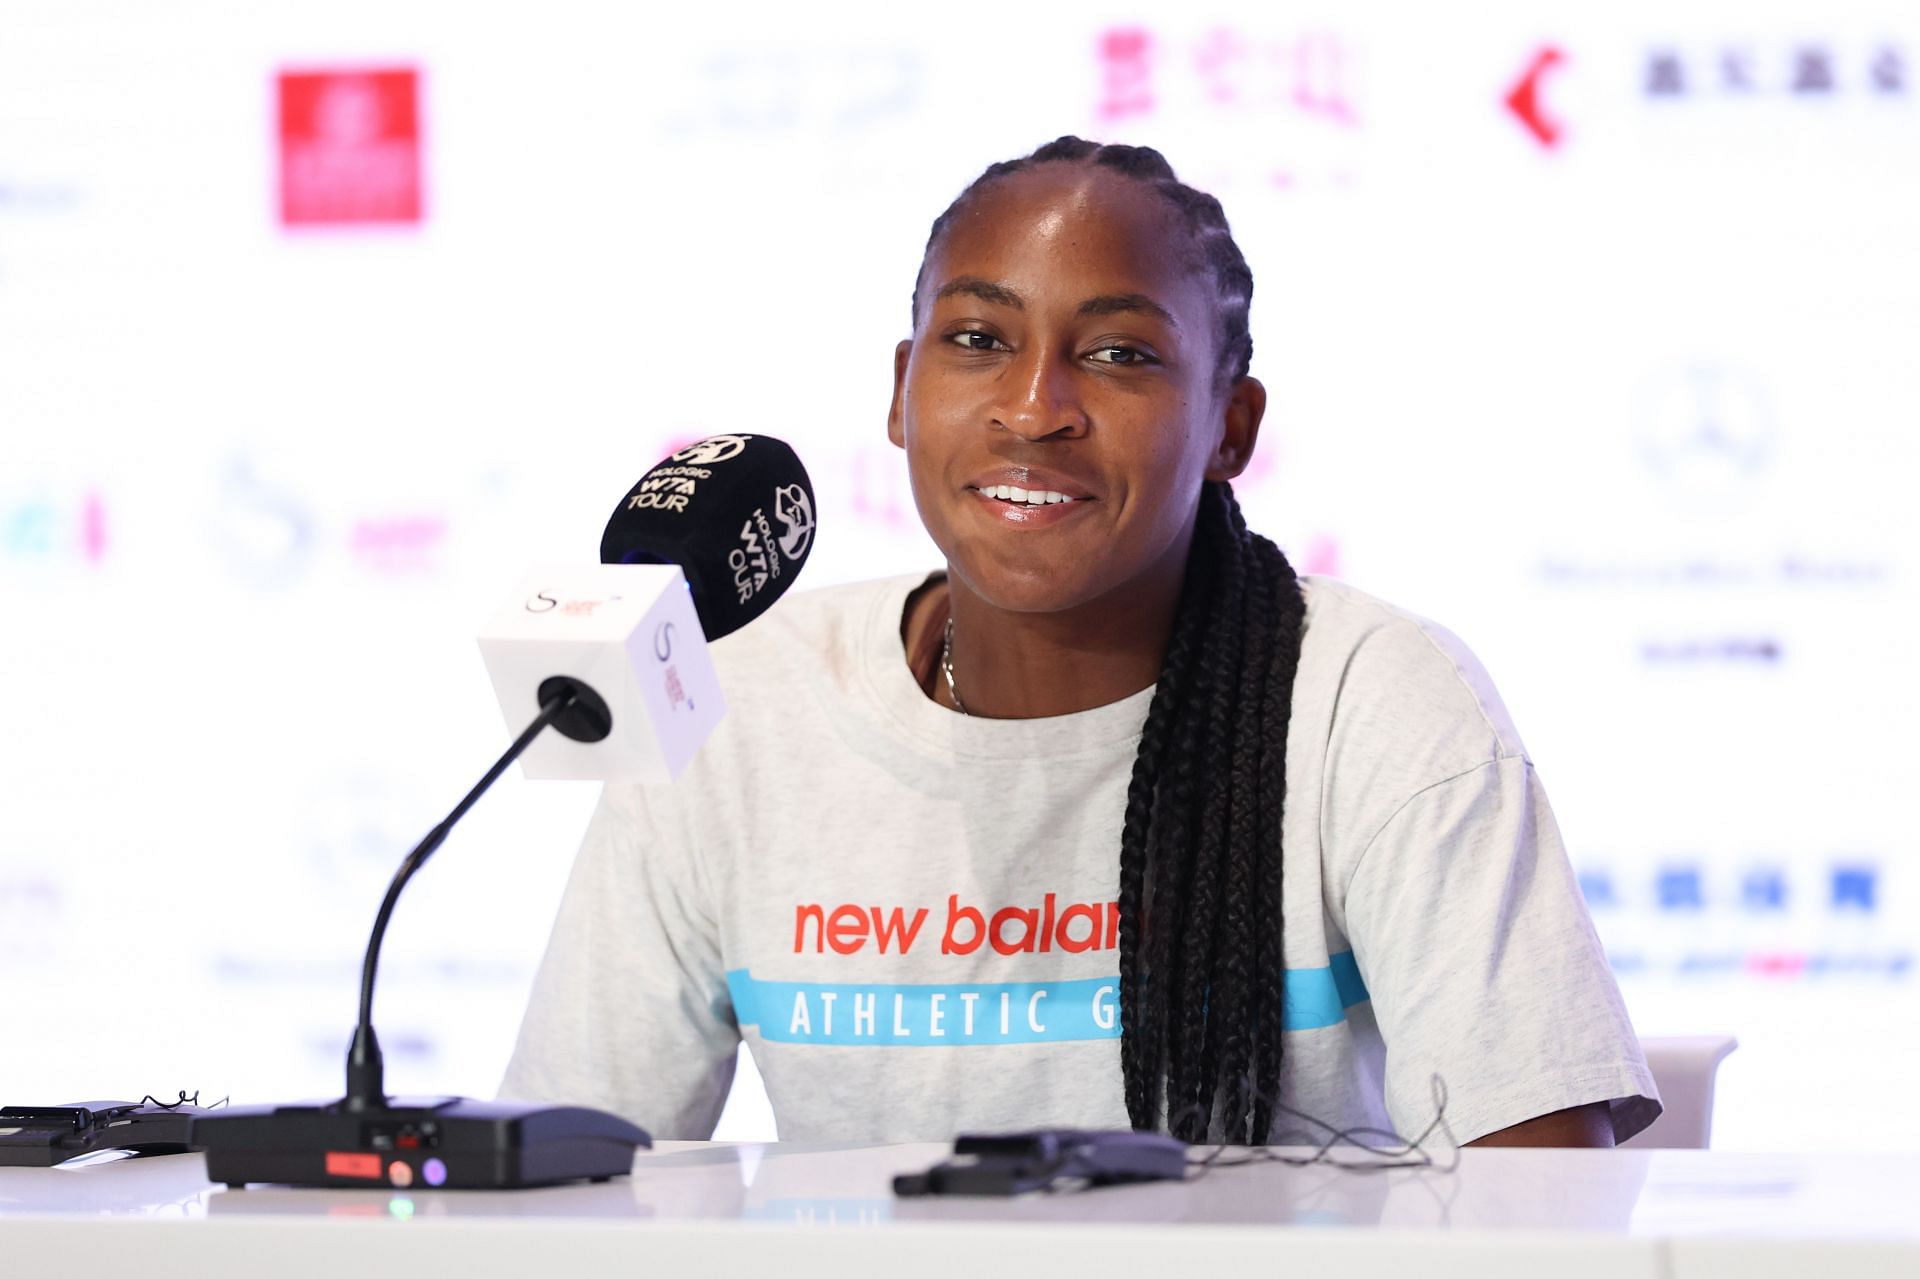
[
  {"xmin": 1631, "ymin": 1035, "xmax": 1738, "ymax": 1148},
  {"xmin": 712, "ymin": 1044, "xmax": 780, "ymax": 1142}
]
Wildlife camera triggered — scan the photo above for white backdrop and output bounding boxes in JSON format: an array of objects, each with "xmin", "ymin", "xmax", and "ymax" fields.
[{"xmin": 1, "ymin": 0, "xmax": 1913, "ymax": 1151}]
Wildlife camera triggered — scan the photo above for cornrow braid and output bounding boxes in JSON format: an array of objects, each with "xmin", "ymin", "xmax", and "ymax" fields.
[
  {"xmin": 912, "ymin": 137, "xmax": 1255, "ymax": 389},
  {"xmin": 915, "ymin": 138, "xmax": 1304, "ymax": 1141}
]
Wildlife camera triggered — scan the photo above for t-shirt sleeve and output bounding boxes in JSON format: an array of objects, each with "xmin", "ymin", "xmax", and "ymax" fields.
[
  {"xmin": 498, "ymin": 782, "xmax": 741, "ymax": 1139},
  {"xmin": 1341, "ymin": 755, "xmax": 1661, "ymax": 1145}
]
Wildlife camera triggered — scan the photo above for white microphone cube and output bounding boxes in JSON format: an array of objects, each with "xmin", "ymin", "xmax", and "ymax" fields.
[{"xmin": 476, "ymin": 564, "xmax": 726, "ymax": 782}]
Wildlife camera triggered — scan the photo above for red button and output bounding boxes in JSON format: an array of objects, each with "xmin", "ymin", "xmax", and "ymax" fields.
[{"xmin": 325, "ymin": 1152, "xmax": 384, "ymax": 1179}]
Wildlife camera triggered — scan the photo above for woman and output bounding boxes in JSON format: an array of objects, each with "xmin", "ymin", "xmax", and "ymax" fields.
[{"xmin": 502, "ymin": 138, "xmax": 1659, "ymax": 1148}]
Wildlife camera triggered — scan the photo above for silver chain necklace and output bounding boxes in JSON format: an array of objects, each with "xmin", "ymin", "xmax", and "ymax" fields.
[{"xmin": 941, "ymin": 615, "xmax": 969, "ymax": 716}]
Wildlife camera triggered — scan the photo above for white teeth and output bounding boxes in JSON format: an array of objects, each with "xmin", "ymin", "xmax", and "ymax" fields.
[{"xmin": 977, "ymin": 485, "xmax": 1078, "ymax": 506}]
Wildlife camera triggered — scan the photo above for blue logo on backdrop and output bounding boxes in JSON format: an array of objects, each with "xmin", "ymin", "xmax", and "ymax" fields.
[
  {"xmin": 1657, "ymin": 866, "xmax": 1706, "ymax": 912},
  {"xmin": 1832, "ymin": 866, "xmax": 1878, "ymax": 912},
  {"xmin": 1741, "ymin": 868, "xmax": 1788, "ymax": 911},
  {"xmin": 1583, "ymin": 861, "xmax": 1887, "ymax": 917}
]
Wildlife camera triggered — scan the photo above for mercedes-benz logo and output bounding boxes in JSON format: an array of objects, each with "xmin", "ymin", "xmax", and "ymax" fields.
[{"xmin": 1637, "ymin": 363, "xmax": 1776, "ymax": 500}]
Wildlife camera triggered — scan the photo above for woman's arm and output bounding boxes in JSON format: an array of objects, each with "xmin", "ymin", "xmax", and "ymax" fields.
[
  {"xmin": 1340, "ymin": 754, "xmax": 1660, "ymax": 1146},
  {"xmin": 1467, "ymin": 1101, "xmax": 1615, "ymax": 1147}
]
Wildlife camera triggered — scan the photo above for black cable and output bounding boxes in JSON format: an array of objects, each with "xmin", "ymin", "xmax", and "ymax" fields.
[
  {"xmin": 138, "ymin": 1091, "xmax": 227, "ymax": 1111},
  {"xmin": 1184, "ymin": 1074, "xmax": 1461, "ymax": 1181},
  {"xmin": 917, "ymin": 1078, "xmax": 1463, "ymax": 1198}
]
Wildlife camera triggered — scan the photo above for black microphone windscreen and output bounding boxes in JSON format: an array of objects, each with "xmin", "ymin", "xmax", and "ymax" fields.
[{"xmin": 600, "ymin": 434, "xmax": 817, "ymax": 641}]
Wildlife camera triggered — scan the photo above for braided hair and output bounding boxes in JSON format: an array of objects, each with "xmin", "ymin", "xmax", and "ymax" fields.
[{"xmin": 914, "ymin": 137, "xmax": 1308, "ymax": 1142}]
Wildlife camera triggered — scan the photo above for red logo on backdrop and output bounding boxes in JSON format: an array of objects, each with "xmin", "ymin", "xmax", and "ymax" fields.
[
  {"xmin": 277, "ymin": 68, "xmax": 423, "ymax": 226},
  {"xmin": 1505, "ymin": 46, "xmax": 1568, "ymax": 149}
]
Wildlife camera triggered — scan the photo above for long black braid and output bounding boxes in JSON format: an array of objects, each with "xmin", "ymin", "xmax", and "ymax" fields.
[{"xmin": 915, "ymin": 138, "xmax": 1308, "ymax": 1142}]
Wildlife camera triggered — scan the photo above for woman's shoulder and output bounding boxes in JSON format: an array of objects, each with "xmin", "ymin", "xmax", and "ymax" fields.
[{"xmin": 1294, "ymin": 574, "xmax": 1529, "ymax": 769}]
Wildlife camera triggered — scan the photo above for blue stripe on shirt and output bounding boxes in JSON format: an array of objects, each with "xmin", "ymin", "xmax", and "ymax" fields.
[{"xmin": 725, "ymin": 951, "xmax": 1369, "ymax": 1047}]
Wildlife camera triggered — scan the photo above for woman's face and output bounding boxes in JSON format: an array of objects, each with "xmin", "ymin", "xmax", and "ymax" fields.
[{"xmin": 889, "ymin": 164, "xmax": 1260, "ymax": 616}]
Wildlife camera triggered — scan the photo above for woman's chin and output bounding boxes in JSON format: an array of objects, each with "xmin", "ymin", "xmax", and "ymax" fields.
[{"xmin": 950, "ymin": 561, "xmax": 1114, "ymax": 617}]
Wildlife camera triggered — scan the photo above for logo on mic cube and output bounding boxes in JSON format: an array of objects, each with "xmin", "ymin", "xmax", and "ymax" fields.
[{"xmin": 476, "ymin": 564, "xmax": 726, "ymax": 782}]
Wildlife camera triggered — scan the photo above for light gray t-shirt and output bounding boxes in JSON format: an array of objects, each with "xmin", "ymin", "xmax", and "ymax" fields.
[{"xmin": 501, "ymin": 572, "xmax": 1659, "ymax": 1145}]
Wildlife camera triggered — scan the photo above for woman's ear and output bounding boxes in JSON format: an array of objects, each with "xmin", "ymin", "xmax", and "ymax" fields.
[
  {"xmin": 887, "ymin": 339, "xmax": 913, "ymax": 449},
  {"xmin": 1205, "ymin": 375, "xmax": 1267, "ymax": 481}
]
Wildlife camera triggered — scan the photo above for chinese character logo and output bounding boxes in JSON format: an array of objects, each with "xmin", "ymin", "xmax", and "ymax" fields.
[{"xmin": 277, "ymin": 68, "xmax": 423, "ymax": 227}]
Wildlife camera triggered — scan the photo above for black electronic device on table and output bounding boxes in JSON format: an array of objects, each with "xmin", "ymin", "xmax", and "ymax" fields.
[
  {"xmin": 892, "ymin": 1129, "xmax": 1190, "ymax": 1196},
  {"xmin": 0, "ymin": 1101, "xmax": 205, "ymax": 1168},
  {"xmin": 192, "ymin": 1096, "xmax": 640, "ymax": 1190}
]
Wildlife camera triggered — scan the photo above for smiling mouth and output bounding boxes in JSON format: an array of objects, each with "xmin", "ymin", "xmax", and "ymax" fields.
[{"xmin": 969, "ymin": 484, "xmax": 1083, "ymax": 508}]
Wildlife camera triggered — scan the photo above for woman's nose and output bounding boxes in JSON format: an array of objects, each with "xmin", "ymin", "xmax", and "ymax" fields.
[{"xmin": 991, "ymin": 345, "xmax": 1090, "ymax": 441}]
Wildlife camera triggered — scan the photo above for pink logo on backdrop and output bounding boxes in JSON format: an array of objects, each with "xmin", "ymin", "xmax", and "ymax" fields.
[
  {"xmin": 277, "ymin": 68, "xmax": 423, "ymax": 226},
  {"xmin": 1096, "ymin": 26, "xmax": 1362, "ymax": 125},
  {"xmin": 1096, "ymin": 27, "xmax": 1157, "ymax": 123},
  {"xmin": 348, "ymin": 515, "xmax": 445, "ymax": 574},
  {"xmin": 2, "ymin": 490, "xmax": 108, "ymax": 566},
  {"xmin": 1093, "ymin": 25, "xmax": 1362, "ymax": 190}
]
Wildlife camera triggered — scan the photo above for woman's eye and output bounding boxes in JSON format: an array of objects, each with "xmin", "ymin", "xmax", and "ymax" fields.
[{"xmin": 950, "ymin": 331, "xmax": 1006, "ymax": 352}]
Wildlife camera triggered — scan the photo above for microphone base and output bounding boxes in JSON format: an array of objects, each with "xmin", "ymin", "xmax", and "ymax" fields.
[{"xmin": 193, "ymin": 1096, "xmax": 649, "ymax": 1190}]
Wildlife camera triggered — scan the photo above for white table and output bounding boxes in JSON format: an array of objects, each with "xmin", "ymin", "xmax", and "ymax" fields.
[{"xmin": 3, "ymin": 1142, "xmax": 1916, "ymax": 1278}]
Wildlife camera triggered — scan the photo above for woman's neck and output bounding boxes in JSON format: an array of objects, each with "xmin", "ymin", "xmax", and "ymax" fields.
[{"xmin": 902, "ymin": 566, "xmax": 1185, "ymax": 720}]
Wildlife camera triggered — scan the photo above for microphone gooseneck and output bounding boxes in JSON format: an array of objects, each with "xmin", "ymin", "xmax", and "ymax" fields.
[{"xmin": 344, "ymin": 686, "xmax": 580, "ymax": 1111}]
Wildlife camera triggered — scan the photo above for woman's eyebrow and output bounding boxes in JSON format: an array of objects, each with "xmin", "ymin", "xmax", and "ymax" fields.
[
  {"xmin": 935, "ymin": 276, "xmax": 1025, "ymax": 309},
  {"xmin": 934, "ymin": 278, "xmax": 1177, "ymax": 328},
  {"xmin": 1077, "ymin": 293, "xmax": 1177, "ymax": 327}
]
